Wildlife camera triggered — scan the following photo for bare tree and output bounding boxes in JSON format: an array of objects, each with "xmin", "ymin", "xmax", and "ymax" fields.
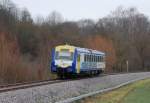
[{"xmin": 46, "ymin": 11, "xmax": 63, "ymax": 25}]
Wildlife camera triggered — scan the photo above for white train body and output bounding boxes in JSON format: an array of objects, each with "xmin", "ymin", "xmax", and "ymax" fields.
[{"xmin": 51, "ymin": 45, "xmax": 106, "ymax": 77}]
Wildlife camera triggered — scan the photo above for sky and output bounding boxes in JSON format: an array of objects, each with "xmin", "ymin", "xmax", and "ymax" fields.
[{"xmin": 12, "ymin": 0, "xmax": 150, "ymax": 21}]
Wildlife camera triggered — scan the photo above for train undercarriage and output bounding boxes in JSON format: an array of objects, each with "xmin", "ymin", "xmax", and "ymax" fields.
[{"xmin": 56, "ymin": 68, "xmax": 103, "ymax": 79}]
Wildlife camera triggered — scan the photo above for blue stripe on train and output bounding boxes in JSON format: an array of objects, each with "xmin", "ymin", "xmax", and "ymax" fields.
[
  {"xmin": 51, "ymin": 48, "xmax": 56, "ymax": 72},
  {"xmin": 72, "ymin": 48, "xmax": 77, "ymax": 73}
]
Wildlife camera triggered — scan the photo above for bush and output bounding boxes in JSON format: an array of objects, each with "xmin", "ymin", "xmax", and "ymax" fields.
[{"xmin": 0, "ymin": 32, "xmax": 49, "ymax": 84}]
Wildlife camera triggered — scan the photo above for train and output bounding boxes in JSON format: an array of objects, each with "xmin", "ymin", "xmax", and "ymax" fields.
[{"xmin": 51, "ymin": 44, "xmax": 106, "ymax": 78}]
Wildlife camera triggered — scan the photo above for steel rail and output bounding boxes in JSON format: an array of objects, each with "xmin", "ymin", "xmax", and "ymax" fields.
[{"xmin": 0, "ymin": 79, "xmax": 64, "ymax": 93}]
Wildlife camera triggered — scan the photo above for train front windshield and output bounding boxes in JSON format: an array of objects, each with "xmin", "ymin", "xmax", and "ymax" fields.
[{"xmin": 55, "ymin": 50, "xmax": 73, "ymax": 61}]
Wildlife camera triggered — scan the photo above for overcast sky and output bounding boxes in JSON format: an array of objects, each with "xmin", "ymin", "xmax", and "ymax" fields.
[{"xmin": 12, "ymin": 0, "xmax": 149, "ymax": 21}]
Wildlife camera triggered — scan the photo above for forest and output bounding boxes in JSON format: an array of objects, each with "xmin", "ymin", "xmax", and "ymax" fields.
[{"xmin": 0, "ymin": 0, "xmax": 150, "ymax": 84}]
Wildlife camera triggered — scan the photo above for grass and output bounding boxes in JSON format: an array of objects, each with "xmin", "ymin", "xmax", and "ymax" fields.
[{"xmin": 75, "ymin": 78, "xmax": 150, "ymax": 103}]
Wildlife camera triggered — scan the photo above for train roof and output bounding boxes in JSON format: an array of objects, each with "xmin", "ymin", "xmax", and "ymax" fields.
[
  {"xmin": 75, "ymin": 46, "xmax": 105, "ymax": 55},
  {"xmin": 55, "ymin": 44, "xmax": 105, "ymax": 55}
]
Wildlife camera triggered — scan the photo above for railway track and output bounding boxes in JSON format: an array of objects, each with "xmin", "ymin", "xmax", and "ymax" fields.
[
  {"xmin": 0, "ymin": 74, "xmax": 107, "ymax": 93},
  {"xmin": 0, "ymin": 72, "xmax": 143, "ymax": 93},
  {"xmin": 0, "ymin": 79, "xmax": 64, "ymax": 93},
  {"xmin": 0, "ymin": 72, "xmax": 149, "ymax": 103}
]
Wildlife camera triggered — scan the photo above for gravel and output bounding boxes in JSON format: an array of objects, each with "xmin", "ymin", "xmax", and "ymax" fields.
[{"xmin": 0, "ymin": 72, "xmax": 150, "ymax": 103}]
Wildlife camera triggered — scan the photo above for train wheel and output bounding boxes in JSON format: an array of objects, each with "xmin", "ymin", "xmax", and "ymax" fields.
[
  {"xmin": 90, "ymin": 71, "xmax": 94, "ymax": 77},
  {"xmin": 96, "ymin": 70, "xmax": 100, "ymax": 76},
  {"xmin": 94, "ymin": 70, "xmax": 97, "ymax": 75}
]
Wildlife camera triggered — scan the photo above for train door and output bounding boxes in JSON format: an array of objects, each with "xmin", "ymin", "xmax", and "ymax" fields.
[{"xmin": 77, "ymin": 54, "xmax": 80, "ymax": 73}]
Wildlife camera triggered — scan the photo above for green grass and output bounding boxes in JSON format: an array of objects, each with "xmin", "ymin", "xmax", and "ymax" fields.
[
  {"xmin": 76, "ymin": 78, "xmax": 150, "ymax": 103},
  {"xmin": 123, "ymin": 79, "xmax": 150, "ymax": 103}
]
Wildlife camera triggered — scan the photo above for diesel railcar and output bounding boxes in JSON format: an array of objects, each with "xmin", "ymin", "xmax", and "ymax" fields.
[{"xmin": 51, "ymin": 44, "xmax": 105, "ymax": 78}]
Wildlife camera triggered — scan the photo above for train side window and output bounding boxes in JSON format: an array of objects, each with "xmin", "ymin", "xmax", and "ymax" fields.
[
  {"xmin": 93, "ymin": 55, "xmax": 94, "ymax": 62},
  {"xmin": 100, "ymin": 56, "xmax": 101, "ymax": 62},
  {"xmin": 84, "ymin": 54, "xmax": 86, "ymax": 62},
  {"xmin": 100, "ymin": 56, "xmax": 102, "ymax": 62},
  {"xmin": 97, "ymin": 56, "xmax": 98, "ymax": 62},
  {"xmin": 90, "ymin": 55, "xmax": 92, "ymax": 62},
  {"xmin": 96, "ymin": 56, "xmax": 98, "ymax": 62},
  {"xmin": 103, "ymin": 56, "xmax": 104, "ymax": 62},
  {"xmin": 98, "ymin": 56, "xmax": 100, "ymax": 62},
  {"xmin": 85, "ymin": 55, "xmax": 88, "ymax": 62},
  {"xmin": 90, "ymin": 55, "xmax": 91, "ymax": 62},
  {"xmin": 86, "ymin": 55, "xmax": 87, "ymax": 62},
  {"xmin": 89, "ymin": 55, "xmax": 91, "ymax": 62},
  {"xmin": 86, "ymin": 55, "xmax": 88, "ymax": 62},
  {"xmin": 99, "ymin": 56, "xmax": 100, "ymax": 62}
]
